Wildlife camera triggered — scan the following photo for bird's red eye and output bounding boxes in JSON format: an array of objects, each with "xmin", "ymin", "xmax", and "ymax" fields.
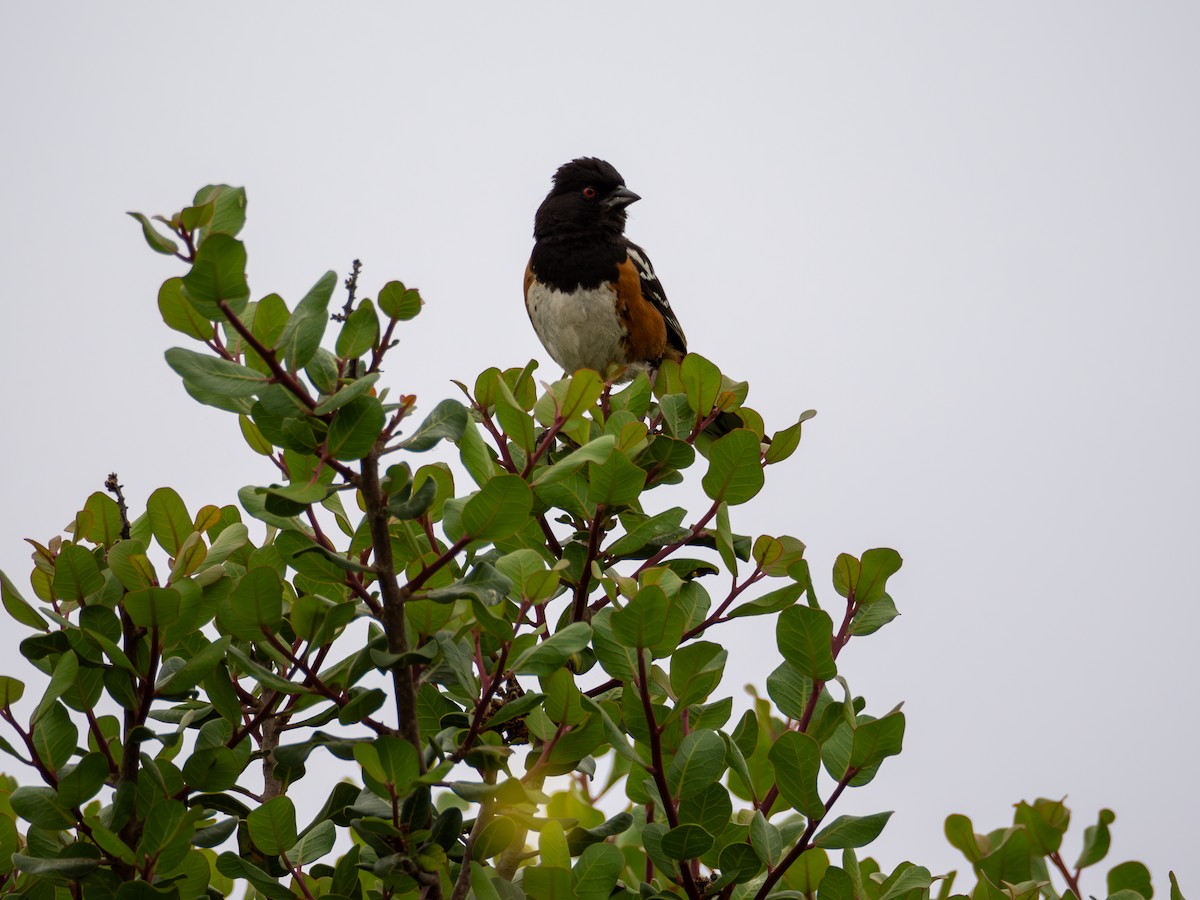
[{"xmin": 582, "ymin": 186, "xmax": 597, "ymax": 199}]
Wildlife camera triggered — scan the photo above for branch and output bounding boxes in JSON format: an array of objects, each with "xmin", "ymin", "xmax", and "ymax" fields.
[
  {"xmin": 752, "ymin": 770, "xmax": 857, "ymax": 900},
  {"xmin": 405, "ymin": 535, "xmax": 470, "ymax": 596},
  {"xmin": 450, "ymin": 642, "xmax": 512, "ymax": 763},
  {"xmin": 760, "ymin": 592, "xmax": 860, "ymax": 816},
  {"xmin": 1049, "ymin": 851, "xmax": 1084, "ymax": 899},
  {"xmin": 104, "ymin": 473, "xmax": 131, "ymax": 541},
  {"xmin": 261, "ymin": 634, "xmax": 393, "ymax": 737},
  {"xmin": 334, "ymin": 259, "xmax": 362, "ymax": 322},
  {"xmin": 520, "ymin": 414, "xmax": 566, "ymax": 478},
  {"xmin": 0, "ymin": 709, "xmax": 55, "ymax": 785},
  {"xmin": 216, "ymin": 299, "xmax": 320, "ymax": 414},
  {"xmin": 680, "ymin": 567, "xmax": 765, "ymax": 641},
  {"xmin": 448, "ymin": 777, "xmax": 497, "ymax": 900},
  {"xmin": 635, "ymin": 499, "xmax": 721, "ymax": 575},
  {"xmin": 637, "ymin": 649, "xmax": 702, "ymax": 900},
  {"xmin": 360, "ymin": 449, "xmax": 423, "ymax": 760},
  {"xmin": 571, "ymin": 507, "xmax": 606, "ymax": 623},
  {"xmin": 535, "ymin": 512, "xmax": 563, "ymax": 556},
  {"xmin": 475, "ymin": 406, "xmax": 520, "ymax": 473}
]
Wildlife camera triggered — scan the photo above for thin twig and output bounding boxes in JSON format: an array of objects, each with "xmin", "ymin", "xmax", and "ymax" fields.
[
  {"xmin": 104, "ymin": 473, "xmax": 131, "ymax": 541},
  {"xmin": 752, "ymin": 771, "xmax": 857, "ymax": 900},
  {"xmin": 637, "ymin": 649, "xmax": 702, "ymax": 900},
  {"xmin": 571, "ymin": 507, "xmax": 606, "ymax": 623}
]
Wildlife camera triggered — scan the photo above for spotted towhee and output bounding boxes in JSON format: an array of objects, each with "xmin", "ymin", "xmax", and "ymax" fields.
[{"xmin": 525, "ymin": 158, "xmax": 687, "ymax": 382}]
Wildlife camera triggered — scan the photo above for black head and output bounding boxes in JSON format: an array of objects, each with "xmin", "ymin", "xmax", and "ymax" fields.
[{"xmin": 534, "ymin": 157, "xmax": 641, "ymax": 241}]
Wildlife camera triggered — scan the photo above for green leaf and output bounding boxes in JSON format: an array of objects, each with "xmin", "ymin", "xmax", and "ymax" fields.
[
  {"xmin": 611, "ymin": 584, "xmax": 668, "ymax": 649},
  {"xmin": 769, "ymin": 730, "xmax": 824, "ymax": 818},
  {"xmin": 106, "ymin": 539, "xmax": 157, "ymax": 591},
  {"xmin": 856, "ymin": 549, "xmax": 903, "ymax": 605},
  {"xmin": 561, "ymin": 369, "xmax": 605, "ymax": 419},
  {"xmin": 1169, "ymin": 872, "xmax": 1185, "ymax": 900},
  {"xmin": 670, "ymin": 641, "xmax": 727, "ymax": 706},
  {"xmin": 566, "ymin": 811, "xmax": 635, "ymax": 855},
  {"xmin": 193, "ymin": 184, "xmax": 247, "ymax": 240},
  {"xmin": 422, "ymin": 563, "xmax": 511, "ymax": 606},
  {"xmin": 532, "ymin": 434, "xmax": 616, "ymax": 488},
  {"xmin": 274, "ymin": 270, "xmax": 337, "ymax": 368},
  {"xmin": 482, "ymin": 691, "xmax": 545, "ymax": 730},
  {"xmin": 38, "ymin": 651, "xmax": 80, "ymax": 719},
  {"xmin": 216, "ymin": 566, "xmax": 283, "ymax": 641},
  {"xmin": 1075, "ymin": 808, "xmax": 1115, "ymax": 869},
  {"xmin": 728, "ymin": 582, "xmax": 805, "ymax": 619},
  {"xmin": 494, "ymin": 549, "xmax": 559, "ymax": 604},
  {"xmin": 605, "ymin": 506, "xmax": 687, "ymax": 558},
  {"xmin": 165, "ymin": 348, "xmax": 266, "ymax": 403},
  {"xmin": 124, "ymin": 587, "xmax": 182, "ymax": 629},
  {"xmin": 147, "ymin": 487, "xmax": 194, "ymax": 557},
  {"xmin": 11, "ymin": 850, "xmax": 99, "ymax": 880},
  {"xmin": 850, "ymin": 595, "xmax": 900, "ymax": 636},
  {"xmin": 978, "ymin": 826, "xmax": 1031, "ymax": 886},
  {"xmin": 586, "ymin": 449, "xmax": 646, "ymax": 507},
  {"xmin": 681, "ymin": 353, "xmax": 723, "ymax": 421},
  {"xmin": 719, "ymin": 842, "xmax": 763, "ymax": 884},
  {"xmin": 878, "ymin": 865, "xmax": 933, "ymax": 900},
  {"xmin": 702, "ymin": 429, "xmax": 765, "ymax": 505},
  {"xmin": 327, "ymin": 395, "xmax": 385, "ymax": 460},
  {"xmin": 833, "ymin": 553, "xmax": 859, "ymax": 599},
  {"xmin": 57, "ymin": 752, "xmax": 110, "ymax": 807},
  {"xmin": 457, "ymin": 421, "xmax": 498, "ymax": 486},
  {"xmin": 312, "ymin": 372, "xmax": 381, "ymax": 414},
  {"xmin": 180, "ymin": 233, "xmax": 250, "ymax": 320},
  {"xmin": 524, "ymin": 865, "xmax": 572, "ymax": 899},
  {"xmin": 2, "ymin": 571, "xmax": 48, "ymax": 631},
  {"xmin": 572, "ymin": 842, "xmax": 624, "ymax": 900},
  {"xmin": 1108, "ymin": 861, "xmax": 1153, "ymax": 900},
  {"xmin": 158, "ymin": 276, "xmax": 214, "ymax": 340},
  {"xmin": 473, "ymin": 816, "xmax": 517, "ymax": 860},
  {"xmin": 849, "ymin": 712, "xmax": 906, "ymax": 770},
  {"xmin": 304, "ymin": 346, "xmax": 338, "ymax": 395},
  {"xmin": 398, "ymin": 398, "xmax": 469, "ymax": 451},
  {"xmin": 812, "ymin": 812, "xmax": 893, "ymax": 849},
  {"xmin": 462, "ymin": 474, "xmax": 533, "ymax": 541},
  {"xmin": 0, "ymin": 676, "xmax": 25, "ymax": 707},
  {"xmin": 750, "ymin": 810, "xmax": 783, "ymax": 867},
  {"xmin": 1013, "ymin": 797, "xmax": 1069, "ymax": 855},
  {"xmin": 666, "ymin": 729, "xmax": 726, "ymax": 800},
  {"xmin": 944, "ymin": 814, "xmax": 985, "ymax": 863},
  {"xmin": 677, "ymin": 782, "xmax": 733, "ymax": 838},
  {"xmin": 156, "ymin": 637, "xmax": 232, "ymax": 694},
  {"xmin": 819, "ymin": 865, "xmax": 854, "ymax": 900},
  {"xmin": 128, "ymin": 212, "xmax": 179, "ymax": 255},
  {"xmin": 388, "ymin": 476, "xmax": 437, "ymax": 521},
  {"xmin": 336, "ymin": 298, "xmax": 380, "ymax": 359},
  {"xmin": 511, "ymin": 622, "xmax": 592, "ymax": 677},
  {"xmin": 777, "ymin": 605, "xmax": 837, "ymax": 681},
  {"xmin": 11, "ymin": 785, "xmax": 76, "ymax": 829},
  {"xmin": 378, "ymin": 281, "xmax": 423, "ymax": 320},
  {"xmin": 660, "ymin": 823, "xmax": 714, "ymax": 860},
  {"xmin": 216, "ymin": 852, "xmax": 296, "ymax": 900},
  {"xmin": 52, "ymin": 543, "xmax": 103, "ymax": 601},
  {"xmin": 247, "ymin": 795, "xmax": 298, "ymax": 855},
  {"xmin": 290, "ymin": 818, "xmax": 336, "ymax": 865},
  {"xmin": 764, "ymin": 409, "xmax": 817, "ymax": 465}
]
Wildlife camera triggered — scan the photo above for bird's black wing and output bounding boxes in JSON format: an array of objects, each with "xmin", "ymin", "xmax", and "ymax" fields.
[{"xmin": 623, "ymin": 238, "xmax": 687, "ymax": 356}]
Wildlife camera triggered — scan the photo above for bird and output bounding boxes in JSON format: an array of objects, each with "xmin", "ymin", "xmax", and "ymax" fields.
[{"xmin": 524, "ymin": 157, "xmax": 687, "ymax": 383}]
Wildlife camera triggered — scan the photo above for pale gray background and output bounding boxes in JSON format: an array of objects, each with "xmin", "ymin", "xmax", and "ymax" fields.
[{"xmin": 1, "ymin": 2, "xmax": 1196, "ymax": 893}]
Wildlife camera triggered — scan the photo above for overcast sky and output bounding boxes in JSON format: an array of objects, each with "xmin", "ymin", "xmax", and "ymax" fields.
[{"xmin": 2, "ymin": 2, "xmax": 1197, "ymax": 892}]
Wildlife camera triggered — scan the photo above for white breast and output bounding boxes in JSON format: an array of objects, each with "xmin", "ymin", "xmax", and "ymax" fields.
[{"xmin": 525, "ymin": 281, "xmax": 629, "ymax": 375}]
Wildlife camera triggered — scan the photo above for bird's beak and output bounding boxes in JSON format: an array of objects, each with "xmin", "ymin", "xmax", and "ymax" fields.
[{"xmin": 605, "ymin": 187, "xmax": 641, "ymax": 209}]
